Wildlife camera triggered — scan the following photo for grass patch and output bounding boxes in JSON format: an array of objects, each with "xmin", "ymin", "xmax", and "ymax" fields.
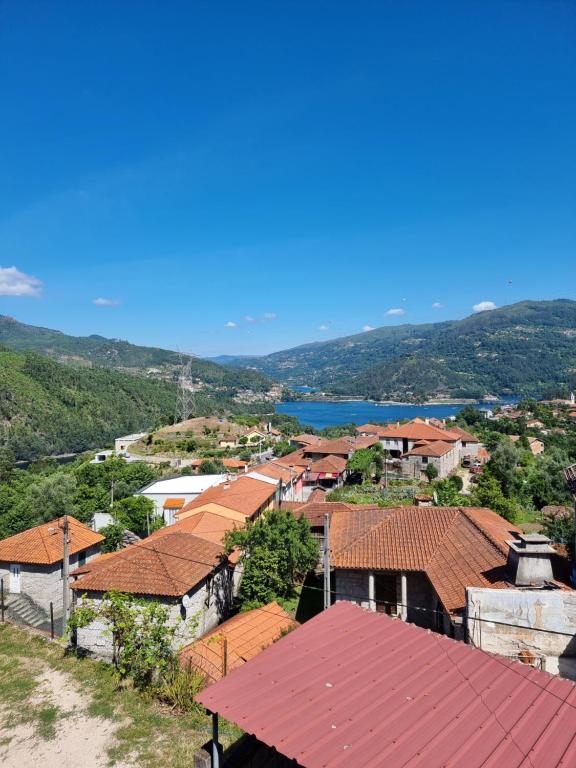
[
  {"xmin": 0, "ymin": 623, "xmax": 242, "ymax": 766},
  {"xmin": 36, "ymin": 704, "xmax": 60, "ymax": 739}
]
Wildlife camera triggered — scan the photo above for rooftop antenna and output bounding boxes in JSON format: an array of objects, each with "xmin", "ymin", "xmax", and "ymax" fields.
[{"xmin": 175, "ymin": 353, "xmax": 195, "ymax": 425}]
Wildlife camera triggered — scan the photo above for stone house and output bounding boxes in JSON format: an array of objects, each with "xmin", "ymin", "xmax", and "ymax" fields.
[
  {"xmin": 330, "ymin": 504, "xmax": 525, "ymax": 637},
  {"xmin": 175, "ymin": 475, "xmax": 279, "ymax": 525},
  {"xmin": 71, "ymin": 529, "xmax": 237, "ymax": 659},
  {"xmin": 0, "ymin": 516, "xmax": 103, "ymax": 616},
  {"xmin": 402, "ymin": 439, "xmax": 460, "ymax": 479}
]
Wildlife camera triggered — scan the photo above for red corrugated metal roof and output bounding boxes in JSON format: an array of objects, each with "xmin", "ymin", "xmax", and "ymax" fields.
[{"xmin": 197, "ymin": 601, "xmax": 576, "ymax": 768}]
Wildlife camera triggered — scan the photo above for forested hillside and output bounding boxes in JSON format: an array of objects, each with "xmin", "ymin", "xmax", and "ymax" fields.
[
  {"xmin": 0, "ymin": 348, "xmax": 177, "ymax": 460},
  {"xmin": 0, "ymin": 315, "xmax": 272, "ymax": 392},
  {"xmin": 217, "ymin": 300, "xmax": 576, "ymax": 400}
]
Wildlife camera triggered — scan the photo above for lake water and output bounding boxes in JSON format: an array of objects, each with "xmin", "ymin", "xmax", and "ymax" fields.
[{"xmin": 275, "ymin": 399, "xmax": 516, "ymax": 430}]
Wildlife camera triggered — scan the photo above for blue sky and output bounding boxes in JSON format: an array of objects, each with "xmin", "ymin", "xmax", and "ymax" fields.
[{"xmin": 0, "ymin": 0, "xmax": 574, "ymax": 356}]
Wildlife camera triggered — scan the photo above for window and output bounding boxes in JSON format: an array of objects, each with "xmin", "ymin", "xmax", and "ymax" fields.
[
  {"xmin": 422, "ymin": 456, "xmax": 428, "ymax": 464},
  {"xmin": 78, "ymin": 551, "xmax": 86, "ymax": 568}
]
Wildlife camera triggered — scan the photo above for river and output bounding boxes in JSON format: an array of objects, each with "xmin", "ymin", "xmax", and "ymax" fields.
[{"xmin": 275, "ymin": 398, "xmax": 517, "ymax": 430}]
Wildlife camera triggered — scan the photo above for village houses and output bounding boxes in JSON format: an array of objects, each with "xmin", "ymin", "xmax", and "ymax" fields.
[{"xmin": 0, "ymin": 517, "xmax": 103, "ymax": 627}]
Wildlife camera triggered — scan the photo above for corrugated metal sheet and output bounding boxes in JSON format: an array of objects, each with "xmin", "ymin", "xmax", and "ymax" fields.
[{"xmin": 197, "ymin": 601, "xmax": 576, "ymax": 768}]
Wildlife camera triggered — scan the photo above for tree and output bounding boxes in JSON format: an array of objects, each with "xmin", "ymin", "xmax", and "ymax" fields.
[
  {"xmin": 198, "ymin": 458, "xmax": 225, "ymax": 475},
  {"xmin": 470, "ymin": 473, "xmax": 518, "ymax": 522},
  {"xmin": 111, "ymin": 495, "xmax": 161, "ymax": 538},
  {"xmin": 433, "ymin": 478, "xmax": 460, "ymax": 506},
  {"xmin": 69, "ymin": 591, "xmax": 177, "ymax": 689},
  {"xmin": 347, "ymin": 445, "xmax": 383, "ymax": 484},
  {"xmin": 487, "ymin": 440, "xmax": 519, "ymax": 497},
  {"xmin": 100, "ymin": 522, "xmax": 126, "ymax": 552},
  {"xmin": 425, "ymin": 463, "xmax": 438, "ymax": 482},
  {"xmin": 225, "ymin": 509, "xmax": 318, "ymax": 607}
]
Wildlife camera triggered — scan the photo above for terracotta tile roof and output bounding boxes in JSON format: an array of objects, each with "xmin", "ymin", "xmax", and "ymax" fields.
[
  {"xmin": 287, "ymin": 501, "xmax": 380, "ymax": 528},
  {"xmin": 353, "ymin": 435, "xmax": 380, "ymax": 449},
  {"xmin": 163, "ymin": 497, "xmax": 186, "ymax": 509},
  {"xmin": 308, "ymin": 455, "xmax": 348, "ymax": 474},
  {"xmin": 274, "ymin": 449, "xmax": 309, "ymax": 468},
  {"xmin": 302, "ymin": 437, "xmax": 355, "ymax": 457},
  {"xmin": 71, "ymin": 532, "xmax": 225, "ymax": 597},
  {"xmin": 406, "ymin": 440, "xmax": 455, "ymax": 457},
  {"xmin": 176, "ymin": 476, "xmax": 277, "ymax": 520},
  {"xmin": 180, "ymin": 602, "xmax": 297, "ymax": 684},
  {"xmin": 150, "ymin": 510, "xmax": 242, "ymax": 545},
  {"xmin": 0, "ymin": 516, "xmax": 103, "ymax": 566},
  {"xmin": 331, "ymin": 506, "xmax": 522, "ymax": 614},
  {"xmin": 292, "ymin": 434, "xmax": 320, "ymax": 446},
  {"xmin": 250, "ymin": 462, "xmax": 304, "ymax": 483},
  {"xmin": 378, "ymin": 420, "xmax": 461, "ymax": 442},
  {"xmin": 197, "ymin": 601, "xmax": 576, "ymax": 768},
  {"xmin": 448, "ymin": 425, "xmax": 479, "ymax": 443},
  {"xmin": 355, "ymin": 423, "xmax": 387, "ymax": 436}
]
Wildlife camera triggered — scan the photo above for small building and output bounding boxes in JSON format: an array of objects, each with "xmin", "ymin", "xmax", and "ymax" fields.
[
  {"xmin": 175, "ymin": 475, "xmax": 279, "ymax": 524},
  {"xmin": 136, "ymin": 474, "xmax": 227, "ymax": 521},
  {"xmin": 90, "ymin": 449, "xmax": 114, "ymax": 464},
  {"xmin": 197, "ymin": 601, "xmax": 576, "ymax": 768},
  {"xmin": 180, "ymin": 601, "xmax": 297, "ymax": 684},
  {"xmin": 114, "ymin": 432, "xmax": 147, "ymax": 454},
  {"xmin": 510, "ymin": 435, "xmax": 545, "ymax": 455},
  {"xmin": 71, "ymin": 531, "xmax": 234, "ymax": 659},
  {"xmin": 330, "ymin": 505, "xmax": 522, "ymax": 637},
  {"xmin": 403, "ymin": 439, "xmax": 459, "ymax": 479},
  {"xmin": 0, "ymin": 517, "xmax": 103, "ymax": 617}
]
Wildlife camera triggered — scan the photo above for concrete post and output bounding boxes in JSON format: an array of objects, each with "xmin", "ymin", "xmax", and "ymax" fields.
[
  {"xmin": 368, "ymin": 571, "xmax": 376, "ymax": 612},
  {"xmin": 400, "ymin": 572, "xmax": 408, "ymax": 621}
]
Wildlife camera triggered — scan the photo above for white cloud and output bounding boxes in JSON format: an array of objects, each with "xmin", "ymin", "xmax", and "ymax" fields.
[
  {"xmin": 385, "ymin": 308, "xmax": 405, "ymax": 317},
  {"xmin": 225, "ymin": 321, "xmax": 237, "ymax": 328},
  {"xmin": 432, "ymin": 302, "xmax": 444, "ymax": 309},
  {"xmin": 362, "ymin": 325, "xmax": 375, "ymax": 332},
  {"xmin": 244, "ymin": 315, "xmax": 256, "ymax": 323},
  {"xmin": 93, "ymin": 297, "xmax": 121, "ymax": 306},
  {"xmin": 318, "ymin": 323, "xmax": 330, "ymax": 331},
  {"xmin": 0, "ymin": 266, "xmax": 42, "ymax": 297},
  {"xmin": 473, "ymin": 301, "xmax": 497, "ymax": 313},
  {"xmin": 263, "ymin": 312, "xmax": 277, "ymax": 320}
]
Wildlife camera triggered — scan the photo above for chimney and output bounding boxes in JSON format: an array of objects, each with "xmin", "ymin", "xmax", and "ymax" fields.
[{"xmin": 507, "ymin": 533, "xmax": 556, "ymax": 587}]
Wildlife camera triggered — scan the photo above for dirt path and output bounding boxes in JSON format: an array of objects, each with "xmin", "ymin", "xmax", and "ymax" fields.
[{"xmin": 0, "ymin": 663, "xmax": 130, "ymax": 768}]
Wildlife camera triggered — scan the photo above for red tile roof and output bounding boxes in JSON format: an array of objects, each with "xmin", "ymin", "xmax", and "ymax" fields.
[
  {"xmin": 378, "ymin": 420, "xmax": 461, "ymax": 442},
  {"xmin": 449, "ymin": 425, "xmax": 480, "ymax": 443},
  {"xmin": 308, "ymin": 455, "xmax": 347, "ymax": 474},
  {"xmin": 406, "ymin": 439, "xmax": 455, "ymax": 457},
  {"xmin": 150, "ymin": 510, "xmax": 242, "ymax": 545},
  {"xmin": 0, "ymin": 517, "xmax": 103, "ymax": 566},
  {"xmin": 71, "ymin": 532, "xmax": 225, "ymax": 597},
  {"xmin": 197, "ymin": 601, "xmax": 576, "ymax": 768},
  {"xmin": 302, "ymin": 437, "xmax": 356, "ymax": 456},
  {"xmin": 331, "ymin": 506, "xmax": 521, "ymax": 614},
  {"xmin": 177, "ymin": 476, "xmax": 277, "ymax": 519},
  {"xmin": 180, "ymin": 602, "xmax": 297, "ymax": 684},
  {"xmin": 250, "ymin": 462, "xmax": 304, "ymax": 483}
]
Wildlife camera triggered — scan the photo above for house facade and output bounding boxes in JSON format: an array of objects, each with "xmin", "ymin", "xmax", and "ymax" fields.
[
  {"xmin": 71, "ymin": 530, "xmax": 235, "ymax": 659},
  {"xmin": 0, "ymin": 517, "xmax": 103, "ymax": 616},
  {"xmin": 330, "ymin": 504, "xmax": 524, "ymax": 637}
]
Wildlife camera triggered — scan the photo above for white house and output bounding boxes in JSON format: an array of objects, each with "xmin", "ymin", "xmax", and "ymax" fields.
[{"xmin": 136, "ymin": 474, "xmax": 227, "ymax": 523}]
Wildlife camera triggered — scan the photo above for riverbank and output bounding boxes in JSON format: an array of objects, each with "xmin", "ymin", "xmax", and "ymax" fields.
[{"xmin": 275, "ymin": 398, "xmax": 515, "ymax": 430}]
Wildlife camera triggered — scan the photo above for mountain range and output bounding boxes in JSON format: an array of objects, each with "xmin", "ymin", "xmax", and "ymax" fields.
[
  {"xmin": 0, "ymin": 316, "xmax": 274, "ymax": 461},
  {"xmin": 210, "ymin": 300, "xmax": 576, "ymax": 401}
]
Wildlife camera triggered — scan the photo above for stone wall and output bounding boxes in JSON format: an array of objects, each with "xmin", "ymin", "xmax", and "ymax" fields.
[
  {"xmin": 466, "ymin": 587, "xmax": 576, "ymax": 660},
  {"xmin": 74, "ymin": 563, "xmax": 234, "ymax": 660},
  {"xmin": 0, "ymin": 544, "xmax": 101, "ymax": 614}
]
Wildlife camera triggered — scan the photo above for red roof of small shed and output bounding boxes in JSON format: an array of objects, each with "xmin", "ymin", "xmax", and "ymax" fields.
[{"xmin": 198, "ymin": 601, "xmax": 576, "ymax": 768}]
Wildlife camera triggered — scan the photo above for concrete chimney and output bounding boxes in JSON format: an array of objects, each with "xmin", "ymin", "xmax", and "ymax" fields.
[{"xmin": 507, "ymin": 533, "xmax": 556, "ymax": 587}]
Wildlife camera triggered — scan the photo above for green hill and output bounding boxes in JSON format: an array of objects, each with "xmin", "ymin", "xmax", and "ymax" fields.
[
  {"xmin": 0, "ymin": 347, "xmax": 178, "ymax": 460},
  {"xmin": 0, "ymin": 315, "xmax": 272, "ymax": 393},
  {"xmin": 215, "ymin": 300, "xmax": 576, "ymax": 400}
]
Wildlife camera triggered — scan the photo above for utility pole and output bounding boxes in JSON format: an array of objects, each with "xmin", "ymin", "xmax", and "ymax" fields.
[
  {"xmin": 323, "ymin": 513, "xmax": 331, "ymax": 610},
  {"xmin": 564, "ymin": 463, "xmax": 576, "ymax": 586},
  {"xmin": 62, "ymin": 514, "xmax": 70, "ymax": 627}
]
